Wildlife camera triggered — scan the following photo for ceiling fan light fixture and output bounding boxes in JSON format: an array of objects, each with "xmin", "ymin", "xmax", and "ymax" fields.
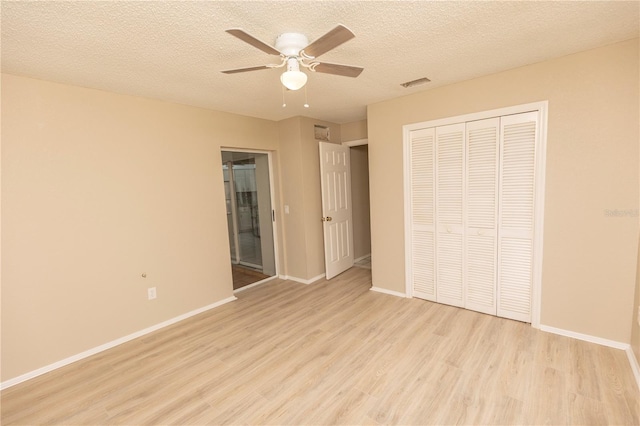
[
  {"xmin": 281, "ymin": 70, "xmax": 307, "ymax": 91},
  {"xmin": 281, "ymin": 58, "xmax": 307, "ymax": 91},
  {"xmin": 223, "ymin": 25, "xmax": 362, "ymax": 92}
]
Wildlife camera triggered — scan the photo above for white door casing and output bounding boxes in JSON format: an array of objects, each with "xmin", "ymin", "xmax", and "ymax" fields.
[
  {"xmin": 319, "ymin": 142, "xmax": 354, "ymax": 280},
  {"xmin": 222, "ymin": 148, "xmax": 280, "ymax": 284},
  {"xmin": 255, "ymin": 154, "xmax": 276, "ymax": 276}
]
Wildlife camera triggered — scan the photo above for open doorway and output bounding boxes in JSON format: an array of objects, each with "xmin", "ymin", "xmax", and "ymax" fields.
[
  {"xmin": 222, "ymin": 150, "xmax": 276, "ymax": 290},
  {"xmin": 318, "ymin": 139, "xmax": 371, "ymax": 279},
  {"xmin": 348, "ymin": 143, "xmax": 371, "ymax": 270}
]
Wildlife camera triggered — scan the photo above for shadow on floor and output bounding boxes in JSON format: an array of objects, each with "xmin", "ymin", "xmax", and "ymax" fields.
[{"xmin": 232, "ymin": 264, "xmax": 271, "ymax": 290}]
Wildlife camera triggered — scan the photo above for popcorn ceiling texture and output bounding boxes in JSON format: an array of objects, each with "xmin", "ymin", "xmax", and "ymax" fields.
[{"xmin": 2, "ymin": 1, "xmax": 638, "ymax": 124}]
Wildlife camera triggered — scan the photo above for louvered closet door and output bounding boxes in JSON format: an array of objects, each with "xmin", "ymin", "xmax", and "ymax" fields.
[
  {"xmin": 435, "ymin": 123, "xmax": 465, "ymax": 307},
  {"xmin": 409, "ymin": 128, "xmax": 436, "ymax": 301},
  {"xmin": 497, "ymin": 112, "xmax": 538, "ymax": 322},
  {"xmin": 465, "ymin": 118, "xmax": 499, "ymax": 315}
]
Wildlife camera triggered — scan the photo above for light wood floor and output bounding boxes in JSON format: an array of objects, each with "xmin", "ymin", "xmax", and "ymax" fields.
[{"xmin": 2, "ymin": 268, "xmax": 638, "ymax": 425}]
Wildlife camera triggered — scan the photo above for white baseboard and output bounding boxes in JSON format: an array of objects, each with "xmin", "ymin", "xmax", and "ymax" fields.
[
  {"xmin": 370, "ymin": 286, "xmax": 407, "ymax": 298},
  {"xmin": 284, "ymin": 273, "xmax": 326, "ymax": 285},
  {"xmin": 626, "ymin": 346, "xmax": 640, "ymax": 392},
  {"xmin": 0, "ymin": 296, "xmax": 237, "ymax": 390},
  {"xmin": 354, "ymin": 254, "xmax": 371, "ymax": 263},
  {"xmin": 539, "ymin": 324, "xmax": 629, "ymax": 350}
]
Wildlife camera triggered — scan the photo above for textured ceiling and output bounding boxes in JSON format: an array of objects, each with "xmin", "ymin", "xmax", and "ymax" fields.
[{"xmin": 2, "ymin": 1, "xmax": 638, "ymax": 124}]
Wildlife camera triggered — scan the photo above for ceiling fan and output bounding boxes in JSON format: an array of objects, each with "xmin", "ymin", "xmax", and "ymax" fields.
[{"xmin": 221, "ymin": 24, "xmax": 363, "ymax": 91}]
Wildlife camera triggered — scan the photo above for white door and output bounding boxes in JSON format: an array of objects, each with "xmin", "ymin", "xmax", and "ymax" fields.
[
  {"xmin": 405, "ymin": 105, "xmax": 544, "ymax": 324},
  {"xmin": 319, "ymin": 142, "xmax": 354, "ymax": 280},
  {"xmin": 408, "ymin": 128, "xmax": 437, "ymax": 301},
  {"xmin": 435, "ymin": 123, "xmax": 465, "ymax": 308},
  {"xmin": 497, "ymin": 112, "xmax": 538, "ymax": 322},
  {"xmin": 465, "ymin": 118, "xmax": 499, "ymax": 315}
]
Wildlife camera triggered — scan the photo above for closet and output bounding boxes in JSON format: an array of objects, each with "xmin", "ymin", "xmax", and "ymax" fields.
[{"xmin": 404, "ymin": 106, "xmax": 544, "ymax": 323}]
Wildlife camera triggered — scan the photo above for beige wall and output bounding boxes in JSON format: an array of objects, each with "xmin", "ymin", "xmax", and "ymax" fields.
[
  {"xmin": 368, "ymin": 39, "xmax": 639, "ymax": 343},
  {"xmin": 277, "ymin": 117, "xmax": 306, "ymax": 279},
  {"xmin": 633, "ymin": 235, "xmax": 640, "ymax": 361},
  {"xmin": 633, "ymin": 59, "xmax": 640, "ymax": 362},
  {"xmin": 1, "ymin": 74, "xmax": 280, "ymax": 381},
  {"xmin": 276, "ymin": 116, "xmax": 341, "ymax": 280},
  {"xmin": 633, "ymin": 96, "xmax": 640, "ymax": 360},
  {"xmin": 300, "ymin": 117, "xmax": 341, "ymax": 279},
  {"xmin": 341, "ymin": 120, "xmax": 368, "ymax": 142}
]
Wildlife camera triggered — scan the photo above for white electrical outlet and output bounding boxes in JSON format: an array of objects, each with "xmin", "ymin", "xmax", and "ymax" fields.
[{"xmin": 147, "ymin": 287, "xmax": 157, "ymax": 300}]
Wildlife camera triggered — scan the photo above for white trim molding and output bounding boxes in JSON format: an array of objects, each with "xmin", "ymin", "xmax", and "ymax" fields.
[
  {"xmin": 282, "ymin": 273, "xmax": 326, "ymax": 285},
  {"xmin": 0, "ymin": 296, "xmax": 237, "ymax": 390},
  {"xmin": 233, "ymin": 275, "xmax": 278, "ymax": 293},
  {"xmin": 539, "ymin": 324, "xmax": 629, "ymax": 350},
  {"xmin": 354, "ymin": 254, "xmax": 371, "ymax": 263},
  {"xmin": 342, "ymin": 138, "xmax": 368, "ymax": 147},
  {"xmin": 544, "ymin": 326, "xmax": 640, "ymax": 390},
  {"xmin": 625, "ymin": 346, "xmax": 640, "ymax": 391},
  {"xmin": 370, "ymin": 286, "xmax": 407, "ymax": 298}
]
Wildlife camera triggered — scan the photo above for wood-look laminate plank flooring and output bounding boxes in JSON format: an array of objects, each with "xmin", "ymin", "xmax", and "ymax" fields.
[{"xmin": 2, "ymin": 267, "xmax": 639, "ymax": 425}]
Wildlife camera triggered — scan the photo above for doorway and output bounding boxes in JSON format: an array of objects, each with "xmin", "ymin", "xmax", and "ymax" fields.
[
  {"xmin": 319, "ymin": 139, "xmax": 371, "ymax": 279},
  {"xmin": 349, "ymin": 143, "xmax": 371, "ymax": 270},
  {"xmin": 222, "ymin": 150, "xmax": 276, "ymax": 290},
  {"xmin": 338, "ymin": 139, "xmax": 371, "ymax": 273}
]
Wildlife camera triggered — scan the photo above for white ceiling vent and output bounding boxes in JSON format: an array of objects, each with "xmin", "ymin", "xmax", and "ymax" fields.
[{"xmin": 401, "ymin": 77, "xmax": 431, "ymax": 88}]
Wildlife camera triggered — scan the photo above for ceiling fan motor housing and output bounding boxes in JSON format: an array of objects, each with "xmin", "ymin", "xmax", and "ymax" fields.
[{"xmin": 275, "ymin": 33, "xmax": 309, "ymax": 57}]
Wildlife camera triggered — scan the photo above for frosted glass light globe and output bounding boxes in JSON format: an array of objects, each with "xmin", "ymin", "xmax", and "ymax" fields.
[{"xmin": 280, "ymin": 70, "xmax": 308, "ymax": 91}]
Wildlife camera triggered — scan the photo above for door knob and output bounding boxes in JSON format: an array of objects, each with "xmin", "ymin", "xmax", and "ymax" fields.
[{"xmin": 322, "ymin": 216, "xmax": 333, "ymax": 222}]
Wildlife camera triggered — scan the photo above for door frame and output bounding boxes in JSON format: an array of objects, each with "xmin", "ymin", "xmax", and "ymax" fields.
[
  {"xmin": 342, "ymin": 138, "xmax": 371, "ymax": 267},
  {"xmin": 402, "ymin": 101, "xmax": 548, "ymax": 329},
  {"xmin": 342, "ymin": 138, "xmax": 368, "ymax": 147},
  {"xmin": 221, "ymin": 147, "xmax": 280, "ymax": 289},
  {"xmin": 224, "ymin": 160, "xmax": 241, "ymax": 264}
]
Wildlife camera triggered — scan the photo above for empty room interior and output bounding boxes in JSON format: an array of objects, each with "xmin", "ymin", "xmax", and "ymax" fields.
[{"xmin": 1, "ymin": 1, "xmax": 640, "ymax": 425}]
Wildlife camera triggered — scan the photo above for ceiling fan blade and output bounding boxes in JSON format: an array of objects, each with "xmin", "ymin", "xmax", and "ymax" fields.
[
  {"xmin": 226, "ymin": 29, "xmax": 281, "ymax": 56},
  {"xmin": 221, "ymin": 65, "xmax": 271, "ymax": 74},
  {"xmin": 312, "ymin": 62, "xmax": 363, "ymax": 78},
  {"xmin": 303, "ymin": 24, "xmax": 355, "ymax": 58}
]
